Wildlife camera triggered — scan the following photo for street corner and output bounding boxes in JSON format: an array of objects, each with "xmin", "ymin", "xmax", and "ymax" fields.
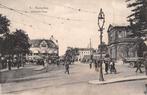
[
  {"xmin": 88, "ymin": 76, "xmax": 147, "ymax": 85},
  {"xmin": 88, "ymin": 80, "xmax": 106, "ymax": 85}
]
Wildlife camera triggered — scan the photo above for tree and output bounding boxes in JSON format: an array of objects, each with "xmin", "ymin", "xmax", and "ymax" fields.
[
  {"xmin": 13, "ymin": 29, "xmax": 30, "ymax": 68},
  {"xmin": 2, "ymin": 33, "xmax": 16, "ymax": 70},
  {"xmin": 64, "ymin": 47, "xmax": 79, "ymax": 63},
  {"xmin": 126, "ymin": 0, "xmax": 147, "ymax": 37},
  {"xmin": 132, "ymin": 38, "xmax": 147, "ymax": 57},
  {"xmin": 1, "ymin": 29, "xmax": 30, "ymax": 70},
  {"xmin": 0, "ymin": 14, "xmax": 10, "ymax": 57},
  {"xmin": 0, "ymin": 14, "xmax": 10, "ymax": 69},
  {"xmin": 14, "ymin": 29, "xmax": 30, "ymax": 54},
  {"xmin": 0, "ymin": 14, "xmax": 10, "ymax": 34}
]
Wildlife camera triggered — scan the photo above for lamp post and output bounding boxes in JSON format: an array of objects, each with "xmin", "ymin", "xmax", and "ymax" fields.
[{"xmin": 98, "ymin": 8, "xmax": 105, "ymax": 81}]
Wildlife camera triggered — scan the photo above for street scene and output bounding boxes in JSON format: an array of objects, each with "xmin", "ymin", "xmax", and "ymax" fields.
[{"xmin": 0, "ymin": 0, "xmax": 147, "ymax": 95}]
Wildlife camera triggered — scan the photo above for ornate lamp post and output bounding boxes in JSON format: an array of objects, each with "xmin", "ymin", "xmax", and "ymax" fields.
[{"xmin": 98, "ymin": 8, "xmax": 105, "ymax": 81}]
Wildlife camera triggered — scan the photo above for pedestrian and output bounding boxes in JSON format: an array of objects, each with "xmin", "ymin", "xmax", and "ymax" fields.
[
  {"xmin": 89, "ymin": 63, "xmax": 92, "ymax": 69},
  {"xmin": 110, "ymin": 59, "xmax": 117, "ymax": 74},
  {"xmin": 65, "ymin": 63, "xmax": 70, "ymax": 74},
  {"xmin": 7, "ymin": 58, "xmax": 11, "ymax": 70},
  {"xmin": 144, "ymin": 54, "xmax": 147, "ymax": 75},
  {"xmin": 44, "ymin": 60, "xmax": 49, "ymax": 72},
  {"xmin": 104, "ymin": 60, "xmax": 109, "ymax": 74},
  {"xmin": 144, "ymin": 59, "xmax": 147, "ymax": 75},
  {"xmin": 94, "ymin": 60, "xmax": 96, "ymax": 71},
  {"xmin": 41, "ymin": 59, "xmax": 45, "ymax": 66},
  {"xmin": 95, "ymin": 60, "xmax": 100, "ymax": 72},
  {"xmin": 57, "ymin": 59, "xmax": 59, "ymax": 66},
  {"xmin": 135, "ymin": 59, "xmax": 143, "ymax": 73},
  {"xmin": 89, "ymin": 59, "xmax": 92, "ymax": 69}
]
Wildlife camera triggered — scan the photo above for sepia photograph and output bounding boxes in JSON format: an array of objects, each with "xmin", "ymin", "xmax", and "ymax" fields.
[{"xmin": 0, "ymin": 0, "xmax": 147, "ymax": 95}]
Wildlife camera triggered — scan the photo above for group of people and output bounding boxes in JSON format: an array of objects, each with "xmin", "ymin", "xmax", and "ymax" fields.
[
  {"xmin": 104, "ymin": 59, "xmax": 117, "ymax": 74},
  {"xmin": 89, "ymin": 58, "xmax": 117, "ymax": 74}
]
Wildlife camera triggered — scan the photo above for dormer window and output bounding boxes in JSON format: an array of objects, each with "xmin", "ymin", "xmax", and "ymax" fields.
[
  {"xmin": 40, "ymin": 41, "xmax": 48, "ymax": 48},
  {"xmin": 41, "ymin": 44, "xmax": 46, "ymax": 47}
]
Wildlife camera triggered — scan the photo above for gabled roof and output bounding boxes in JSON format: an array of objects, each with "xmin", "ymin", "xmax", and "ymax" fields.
[{"xmin": 30, "ymin": 39, "xmax": 58, "ymax": 48}]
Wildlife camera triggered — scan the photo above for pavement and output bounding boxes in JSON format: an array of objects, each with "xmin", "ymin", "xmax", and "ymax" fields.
[
  {"xmin": 0, "ymin": 64, "xmax": 61, "ymax": 83},
  {"xmin": 89, "ymin": 75, "xmax": 147, "ymax": 85},
  {"xmin": 89, "ymin": 61, "xmax": 147, "ymax": 85},
  {"xmin": 1, "ymin": 62, "xmax": 147, "ymax": 95}
]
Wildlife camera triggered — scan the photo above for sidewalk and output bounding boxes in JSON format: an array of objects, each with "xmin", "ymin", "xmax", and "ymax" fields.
[
  {"xmin": 0, "ymin": 64, "xmax": 44, "ymax": 72},
  {"xmin": 0, "ymin": 64, "xmax": 45, "ymax": 83},
  {"xmin": 0, "ymin": 64, "xmax": 64, "ymax": 83},
  {"xmin": 88, "ymin": 63, "xmax": 147, "ymax": 85},
  {"xmin": 89, "ymin": 75, "xmax": 147, "ymax": 85}
]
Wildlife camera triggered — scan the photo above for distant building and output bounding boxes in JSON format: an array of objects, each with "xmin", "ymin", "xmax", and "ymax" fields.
[
  {"xmin": 107, "ymin": 24, "xmax": 140, "ymax": 60},
  {"xmin": 77, "ymin": 48, "xmax": 93, "ymax": 62},
  {"xmin": 27, "ymin": 38, "xmax": 59, "ymax": 61}
]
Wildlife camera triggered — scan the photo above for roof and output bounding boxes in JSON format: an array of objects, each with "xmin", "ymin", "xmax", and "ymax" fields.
[
  {"xmin": 107, "ymin": 24, "xmax": 131, "ymax": 33},
  {"xmin": 30, "ymin": 39, "xmax": 58, "ymax": 48},
  {"xmin": 78, "ymin": 48, "xmax": 94, "ymax": 51}
]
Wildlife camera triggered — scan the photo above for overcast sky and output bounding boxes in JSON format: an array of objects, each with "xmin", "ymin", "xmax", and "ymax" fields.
[{"xmin": 0, "ymin": 0, "xmax": 131, "ymax": 55}]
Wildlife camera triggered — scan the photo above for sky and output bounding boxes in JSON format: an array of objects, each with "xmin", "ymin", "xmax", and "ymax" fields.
[{"xmin": 0, "ymin": 0, "xmax": 131, "ymax": 55}]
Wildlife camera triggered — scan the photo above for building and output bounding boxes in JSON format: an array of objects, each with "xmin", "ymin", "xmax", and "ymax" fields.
[
  {"xmin": 107, "ymin": 24, "xmax": 140, "ymax": 60},
  {"xmin": 77, "ymin": 48, "xmax": 93, "ymax": 62},
  {"xmin": 27, "ymin": 38, "xmax": 59, "ymax": 61}
]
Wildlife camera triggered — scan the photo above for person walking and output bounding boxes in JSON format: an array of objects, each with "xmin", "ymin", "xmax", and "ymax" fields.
[
  {"xmin": 89, "ymin": 63, "xmax": 92, "ymax": 69},
  {"xmin": 41, "ymin": 59, "xmax": 45, "ymax": 66},
  {"xmin": 135, "ymin": 59, "xmax": 143, "ymax": 73},
  {"xmin": 144, "ymin": 53, "xmax": 147, "ymax": 75},
  {"xmin": 104, "ymin": 60, "xmax": 109, "ymax": 74},
  {"xmin": 144, "ymin": 59, "xmax": 147, "ymax": 75},
  {"xmin": 110, "ymin": 59, "xmax": 117, "ymax": 74},
  {"xmin": 65, "ymin": 63, "xmax": 70, "ymax": 74},
  {"xmin": 94, "ymin": 60, "xmax": 97, "ymax": 71},
  {"xmin": 89, "ymin": 59, "xmax": 92, "ymax": 69},
  {"xmin": 44, "ymin": 59, "xmax": 49, "ymax": 72}
]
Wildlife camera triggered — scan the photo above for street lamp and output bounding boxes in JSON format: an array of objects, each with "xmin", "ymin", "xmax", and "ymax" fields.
[{"xmin": 98, "ymin": 8, "xmax": 105, "ymax": 81}]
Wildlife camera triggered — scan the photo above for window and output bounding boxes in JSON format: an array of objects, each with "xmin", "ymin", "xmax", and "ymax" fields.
[{"xmin": 40, "ymin": 41, "xmax": 48, "ymax": 48}]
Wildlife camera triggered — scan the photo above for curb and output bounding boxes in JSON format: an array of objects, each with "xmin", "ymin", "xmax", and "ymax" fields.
[{"xmin": 89, "ymin": 76, "xmax": 147, "ymax": 85}]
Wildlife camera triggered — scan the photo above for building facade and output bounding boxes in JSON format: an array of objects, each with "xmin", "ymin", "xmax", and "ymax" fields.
[
  {"xmin": 107, "ymin": 24, "xmax": 139, "ymax": 60},
  {"xmin": 27, "ymin": 38, "xmax": 59, "ymax": 61},
  {"xmin": 77, "ymin": 48, "xmax": 93, "ymax": 62}
]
